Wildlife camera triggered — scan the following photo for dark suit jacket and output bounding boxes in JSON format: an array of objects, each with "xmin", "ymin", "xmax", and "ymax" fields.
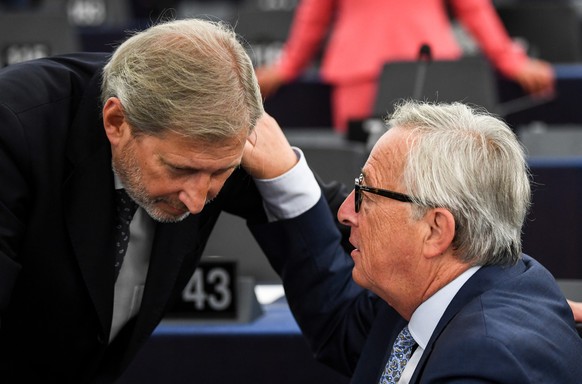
[
  {"xmin": 253, "ymin": 198, "xmax": 582, "ymax": 383},
  {"xmin": 0, "ymin": 53, "xmax": 348, "ymax": 383}
]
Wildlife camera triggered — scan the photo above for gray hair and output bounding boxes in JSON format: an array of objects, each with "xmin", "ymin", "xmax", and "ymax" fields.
[
  {"xmin": 101, "ymin": 18, "xmax": 264, "ymax": 140},
  {"xmin": 386, "ymin": 100, "xmax": 531, "ymax": 266}
]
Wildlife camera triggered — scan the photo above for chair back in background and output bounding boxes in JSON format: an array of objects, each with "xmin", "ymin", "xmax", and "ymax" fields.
[
  {"xmin": 496, "ymin": 1, "xmax": 582, "ymax": 63},
  {"xmin": 0, "ymin": 12, "xmax": 80, "ymax": 67},
  {"xmin": 372, "ymin": 56, "xmax": 499, "ymax": 119},
  {"xmin": 233, "ymin": 0, "xmax": 298, "ymax": 67}
]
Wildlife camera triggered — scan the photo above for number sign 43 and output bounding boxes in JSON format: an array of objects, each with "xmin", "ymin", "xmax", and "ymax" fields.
[{"xmin": 172, "ymin": 261, "xmax": 238, "ymax": 319}]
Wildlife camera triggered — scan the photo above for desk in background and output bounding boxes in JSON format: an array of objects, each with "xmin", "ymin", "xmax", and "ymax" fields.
[
  {"xmin": 118, "ymin": 281, "xmax": 581, "ymax": 384},
  {"xmin": 522, "ymin": 157, "xmax": 582, "ymax": 280},
  {"xmin": 117, "ymin": 300, "xmax": 350, "ymax": 384}
]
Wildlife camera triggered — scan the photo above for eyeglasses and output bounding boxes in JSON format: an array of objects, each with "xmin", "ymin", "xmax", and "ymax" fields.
[{"xmin": 354, "ymin": 173, "xmax": 414, "ymax": 213}]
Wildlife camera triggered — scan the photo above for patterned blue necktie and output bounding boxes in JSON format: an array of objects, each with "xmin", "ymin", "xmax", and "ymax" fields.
[
  {"xmin": 380, "ymin": 325, "xmax": 417, "ymax": 384},
  {"xmin": 113, "ymin": 189, "xmax": 138, "ymax": 279}
]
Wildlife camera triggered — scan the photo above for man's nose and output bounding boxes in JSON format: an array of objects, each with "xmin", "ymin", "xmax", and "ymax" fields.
[
  {"xmin": 337, "ymin": 190, "xmax": 357, "ymax": 226},
  {"xmin": 178, "ymin": 174, "xmax": 212, "ymax": 214}
]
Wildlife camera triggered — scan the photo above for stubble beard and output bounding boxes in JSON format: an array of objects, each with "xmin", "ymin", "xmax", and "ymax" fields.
[{"xmin": 112, "ymin": 142, "xmax": 190, "ymax": 223}]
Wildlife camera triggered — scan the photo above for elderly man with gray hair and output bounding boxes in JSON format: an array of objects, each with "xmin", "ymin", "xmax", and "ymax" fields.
[{"xmin": 253, "ymin": 100, "xmax": 582, "ymax": 383}]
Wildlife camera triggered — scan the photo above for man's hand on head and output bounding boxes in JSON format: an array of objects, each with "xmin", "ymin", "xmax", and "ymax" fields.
[{"xmin": 242, "ymin": 112, "xmax": 298, "ymax": 180}]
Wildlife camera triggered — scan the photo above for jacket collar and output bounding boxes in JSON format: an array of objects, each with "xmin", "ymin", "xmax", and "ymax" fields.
[{"xmin": 409, "ymin": 258, "xmax": 527, "ymax": 382}]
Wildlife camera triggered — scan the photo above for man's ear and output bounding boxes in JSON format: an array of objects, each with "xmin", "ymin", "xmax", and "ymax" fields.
[
  {"xmin": 423, "ymin": 208, "xmax": 455, "ymax": 258},
  {"xmin": 103, "ymin": 97, "xmax": 128, "ymax": 146}
]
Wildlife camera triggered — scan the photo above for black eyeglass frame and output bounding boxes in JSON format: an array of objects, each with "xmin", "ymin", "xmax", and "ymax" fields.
[{"xmin": 354, "ymin": 173, "xmax": 414, "ymax": 212}]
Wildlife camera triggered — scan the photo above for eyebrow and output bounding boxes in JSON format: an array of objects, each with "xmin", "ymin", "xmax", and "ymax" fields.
[
  {"xmin": 219, "ymin": 162, "xmax": 241, "ymax": 173},
  {"xmin": 162, "ymin": 158, "xmax": 241, "ymax": 174}
]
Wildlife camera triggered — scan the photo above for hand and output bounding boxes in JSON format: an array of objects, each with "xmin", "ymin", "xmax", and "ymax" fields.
[
  {"xmin": 242, "ymin": 112, "xmax": 298, "ymax": 180},
  {"xmin": 256, "ymin": 65, "xmax": 284, "ymax": 98},
  {"xmin": 568, "ymin": 299, "xmax": 582, "ymax": 323},
  {"xmin": 513, "ymin": 58, "xmax": 555, "ymax": 97}
]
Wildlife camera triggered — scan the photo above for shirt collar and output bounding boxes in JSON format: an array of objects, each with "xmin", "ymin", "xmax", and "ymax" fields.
[
  {"xmin": 408, "ymin": 265, "xmax": 481, "ymax": 349},
  {"xmin": 113, "ymin": 172, "xmax": 123, "ymax": 190}
]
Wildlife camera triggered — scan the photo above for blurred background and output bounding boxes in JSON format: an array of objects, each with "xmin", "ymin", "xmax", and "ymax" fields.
[
  {"xmin": 0, "ymin": 0, "xmax": 582, "ymax": 283},
  {"xmin": 3, "ymin": 1, "xmax": 582, "ymax": 382},
  {"xmin": 2, "ymin": 0, "xmax": 582, "ymax": 286}
]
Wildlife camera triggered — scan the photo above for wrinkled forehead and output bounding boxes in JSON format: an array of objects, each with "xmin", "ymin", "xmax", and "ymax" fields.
[
  {"xmin": 139, "ymin": 128, "xmax": 246, "ymax": 169},
  {"xmin": 364, "ymin": 127, "xmax": 408, "ymax": 187}
]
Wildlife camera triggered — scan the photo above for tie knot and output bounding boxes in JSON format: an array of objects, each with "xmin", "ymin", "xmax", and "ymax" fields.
[
  {"xmin": 395, "ymin": 326, "xmax": 416, "ymax": 349},
  {"xmin": 115, "ymin": 189, "xmax": 138, "ymax": 223}
]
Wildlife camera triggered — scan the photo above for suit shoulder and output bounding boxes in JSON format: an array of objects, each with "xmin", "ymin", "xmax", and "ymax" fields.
[
  {"xmin": 425, "ymin": 308, "xmax": 582, "ymax": 382},
  {"xmin": 0, "ymin": 53, "xmax": 107, "ymax": 113}
]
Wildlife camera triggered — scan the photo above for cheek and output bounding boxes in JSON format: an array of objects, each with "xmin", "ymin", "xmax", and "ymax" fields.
[
  {"xmin": 132, "ymin": 154, "xmax": 178, "ymax": 196},
  {"xmin": 137, "ymin": 168, "xmax": 170, "ymax": 195},
  {"xmin": 356, "ymin": 209, "xmax": 413, "ymax": 288},
  {"xmin": 360, "ymin": 208, "xmax": 397, "ymax": 254},
  {"xmin": 353, "ymin": 211, "xmax": 390, "ymax": 284}
]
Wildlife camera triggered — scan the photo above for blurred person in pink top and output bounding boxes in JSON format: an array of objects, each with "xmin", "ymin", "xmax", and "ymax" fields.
[{"xmin": 256, "ymin": 0, "xmax": 555, "ymax": 132}]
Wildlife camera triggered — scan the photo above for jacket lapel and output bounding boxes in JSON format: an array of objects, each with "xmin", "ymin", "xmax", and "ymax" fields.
[
  {"xmin": 409, "ymin": 259, "xmax": 527, "ymax": 383},
  {"xmin": 63, "ymin": 73, "xmax": 117, "ymax": 337}
]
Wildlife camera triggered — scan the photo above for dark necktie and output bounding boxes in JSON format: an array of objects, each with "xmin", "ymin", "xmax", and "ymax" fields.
[{"xmin": 114, "ymin": 189, "xmax": 139, "ymax": 279}]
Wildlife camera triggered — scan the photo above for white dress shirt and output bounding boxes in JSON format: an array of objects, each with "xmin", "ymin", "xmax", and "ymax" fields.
[{"xmin": 398, "ymin": 265, "xmax": 481, "ymax": 383}]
